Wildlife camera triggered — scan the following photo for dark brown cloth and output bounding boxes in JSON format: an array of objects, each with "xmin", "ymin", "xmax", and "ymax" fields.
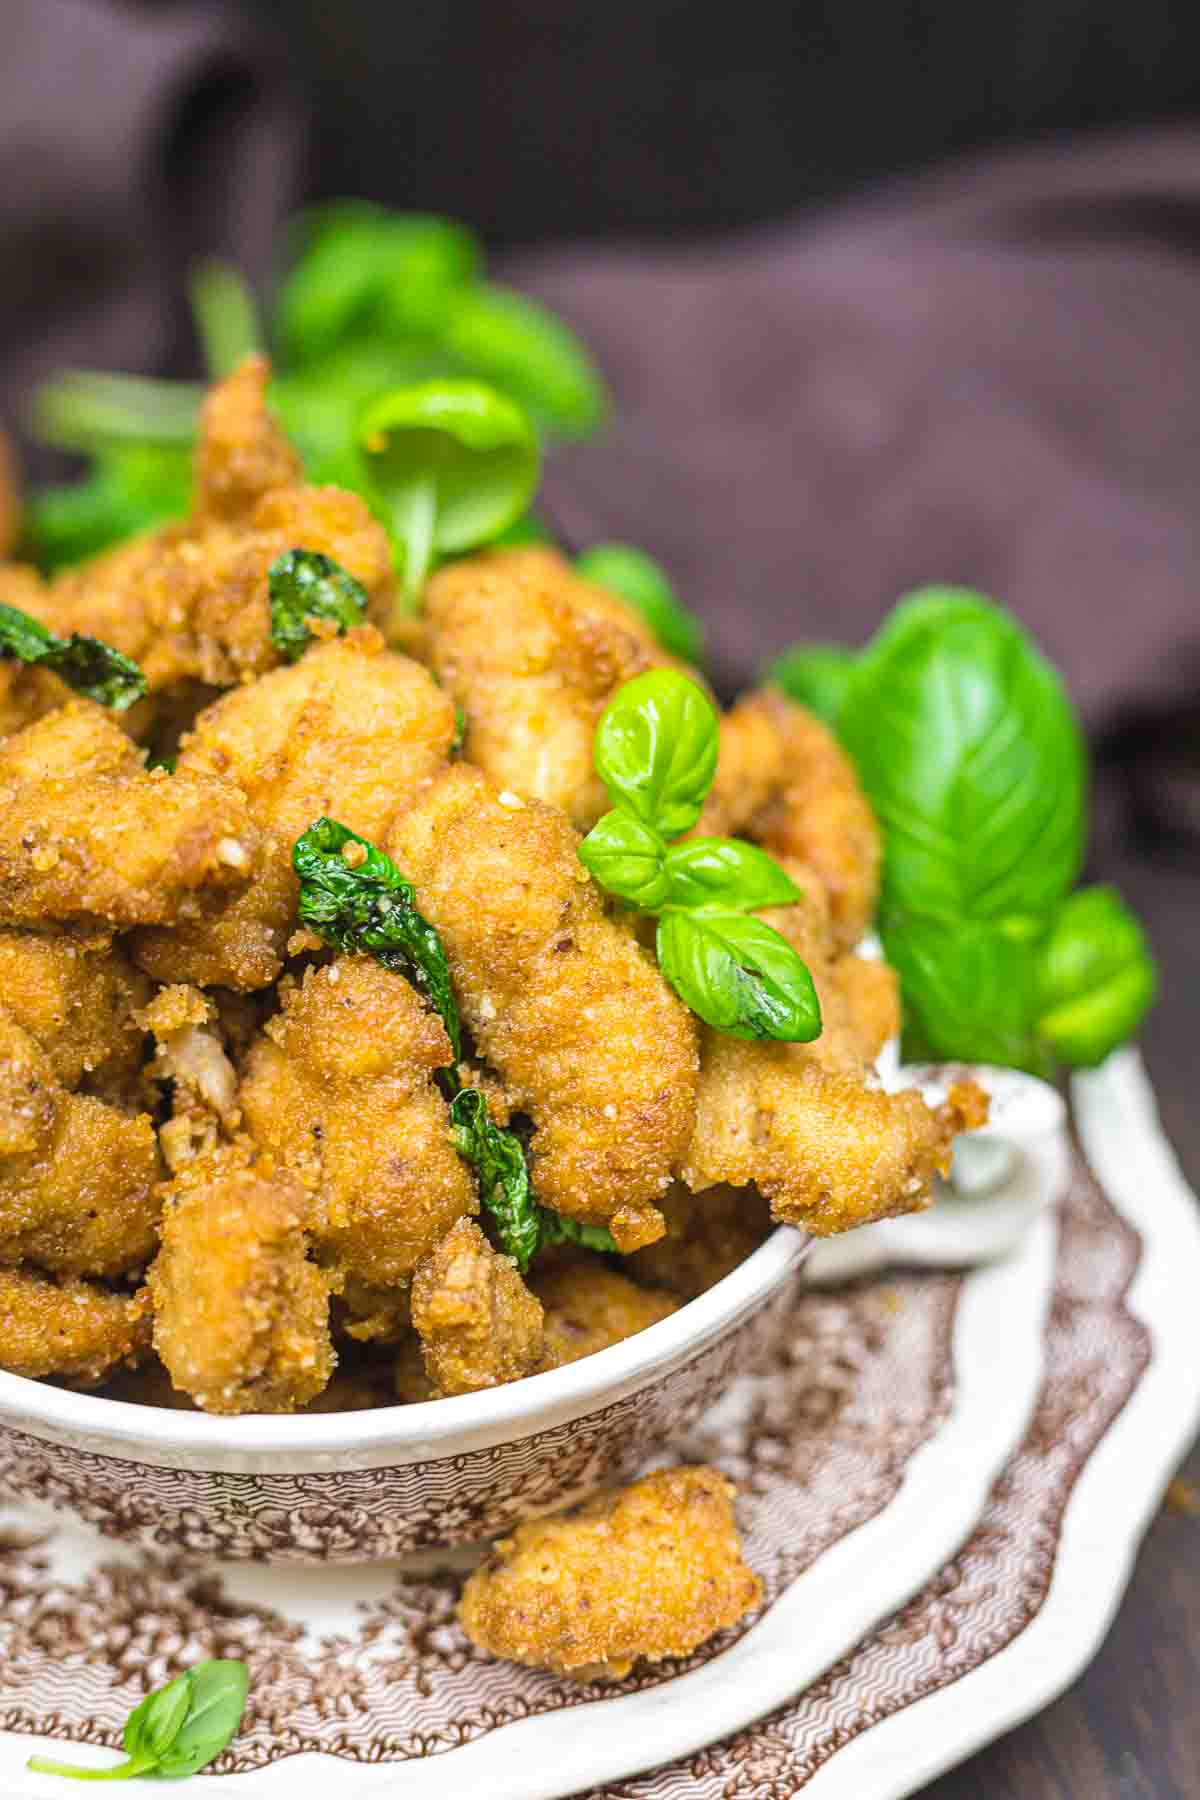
[
  {"xmin": 512, "ymin": 127, "xmax": 1200, "ymax": 728},
  {"xmin": 0, "ymin": 0, "xmax": 301, "ymax": 474}
]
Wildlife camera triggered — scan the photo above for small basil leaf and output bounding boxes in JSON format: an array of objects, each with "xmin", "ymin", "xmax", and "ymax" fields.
[
  {"xmin": 593, "ymin": 670, "xmax": 719, "ymax": 841},
  {"xmin": 536, "ymin": 1210, "xmax": 619, "ymax": 1257},
  {"xmin": 577, "ymin": 810, "xmax": 669, "ymax": 909},
  {"xmin": 268, "ymin": 548, "xmax": 368, "ymax": 662},
  {"xmin": 662, "ymin": 838, "xmax": 801, "ymax": 913},
  {"xmin": 293, "ymin": 818, "xmax": 460, "ymax": 1059},
  {"xmin": 1035, "ymin": 885, "xmax": 1156, "ymax": 1068},
  {"xmin": 0, "ymin": 601, "xmax": 146, "ymax": 710},
  {"xmin": 27, "ymin": 444, "xmax": 192, "ymax": 572},
  {"xmin": 766, "ymin": 642, "xmax": 856, "ymax": 729},
  {"xmin": 840, "ymin": 589, "xmax": 1086, "ymax": 925},
  {"xmin": 880, "ymin": 911, "xmax": 1044, "ymax": 1071},
  {"xmin": 440, "ymin": 285, "xmax": 608, "ymax": 440},
  {"xmin": 657, "ymin": 910, "xmax": 821, "ymax": 1042},
  {"xmin": 123, "ymin": 1674, "xmax": 191, "ymax": 1765},
  {"xmin": 575, "ymin": 543, "xmax": 704, "ymax": 665},
  {"xmin": 359, "ymin": 380, "xmax": 540, "ymax": 603},
  {"xmin": 449, "ymin": 1087, "xmax": 540, "ymax": 1272},
  {"xmin": 155, "ymin": 1660, "xmax": 249, "ymax": 1779}
]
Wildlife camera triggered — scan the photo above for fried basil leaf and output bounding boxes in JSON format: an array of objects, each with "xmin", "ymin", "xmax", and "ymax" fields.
[
  {"xmin": 268, "ymin": 548, "xmax": 368, "ymax": 662},
  {"xmin": 293, "ymin": 818, "xmax": 460, "ymax": 1059},
  {"xmin": 449, "ymin": 1086, "xmax": 539, "ymax": 1271},
  {"xmin": 0, "ymin": 600, "xmax": 146, "ymax": 710}
]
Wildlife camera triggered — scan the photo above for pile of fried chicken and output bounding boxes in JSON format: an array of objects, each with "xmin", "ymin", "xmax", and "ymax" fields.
[{"xmin": 0, "ymin": 358, "xmax": 984, "ymax": 1419}]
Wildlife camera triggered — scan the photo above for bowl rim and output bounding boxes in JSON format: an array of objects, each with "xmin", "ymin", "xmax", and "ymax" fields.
[{"xmin": 0, "ymin": 1222, "xmax": 809, "ymax": 1464}]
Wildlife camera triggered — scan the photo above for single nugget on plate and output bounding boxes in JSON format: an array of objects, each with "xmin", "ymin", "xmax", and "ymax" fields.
[{"xmin": 459, "ymin": 1465, "xmax": 762, "ymax": 1679}]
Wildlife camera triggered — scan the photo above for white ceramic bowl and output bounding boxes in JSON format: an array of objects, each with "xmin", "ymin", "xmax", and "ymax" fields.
[{"xmin": 0, "ymin": 1226, "xmax": 810, "ymax": 1564}]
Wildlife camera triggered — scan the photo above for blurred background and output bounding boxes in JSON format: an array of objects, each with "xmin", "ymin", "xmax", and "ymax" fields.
[{"xmin": 1, "ymin": 3, "xmax": 1199, "ymax": 1795}]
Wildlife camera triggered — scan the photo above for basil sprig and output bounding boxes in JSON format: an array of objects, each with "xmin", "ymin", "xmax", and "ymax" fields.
[
  {"xmin": 268, "ymin": 548, "xmax": 368, "ymax": 661},
  {"xmin": 293, "ymin": 818, "xmax": 460, "ymax": 1058},
  {"xmin": 293, "ymin": 821, "xmax": 614, "ymax": 1270},
  {"xmin": 0, "ymin": 600, "xmax": 146, "ymax": 710},
  {"xmin": 27, "ymin": 1659, "xmax": 249, "ymax": 1782},
  {"xmin": 579, "ymin": 670, "xmax": 821, "ymax": 1043}
]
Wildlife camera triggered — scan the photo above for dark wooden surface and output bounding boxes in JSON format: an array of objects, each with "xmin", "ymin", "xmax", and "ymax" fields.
[{"xmin": 922, "ymin": 830, "xmax": 1200, "ymax": 1799}]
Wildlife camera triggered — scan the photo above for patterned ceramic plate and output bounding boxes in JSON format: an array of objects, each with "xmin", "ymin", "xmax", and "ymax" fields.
[{"xmin": 1, "ymin": 1051, "xmax": 1196, "ymax": 1799}]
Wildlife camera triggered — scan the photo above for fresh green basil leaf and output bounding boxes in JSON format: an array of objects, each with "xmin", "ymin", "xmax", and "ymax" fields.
[
  {"xmin": 536, "ymin": 1211, "xmax": 619, "ymax": 1257},
  {"xmin": 31, "ymin": 370, "xmax": 202, "ymax": 455},
  {"xmin": 123, "ymin": 1675, "xmax": 191, "ymax": 1765},
  {"xmin": 27, "ymin": 445, "xmax": 192, "ymax": 572},
  {"xmin": 189, "ymin": 261, "xmax": 262, "ymax": 379},
  {"xmin": 1034, "ymin": 885, "xmax": 1156, "ymax": 1067},
  {"xmin": 577, "ymin": 810, "xmax": 669, "ymax": 909},
  {"xmin": 449, "ymin": 1086, "xmax": 540, "ymax": 1272},
  {"xmin": 491, "ymin": 511, "xmax": 553, "ymax": 548},
  {"xmin": 766, "ymin": 642, "xmax": 856, "ymax": 729},
  {"xmin": 277, "ymin": 206, "xmax": 481, "ymax": 363},
  {"xmin": 440, "ymin": 285, "xmax": 608, "ymax": 440},
  {"xmin": 840, "ymin": 589, "xmax": 1086, "ymax": 924},
  {"xmin": 268, "ymin": 548, "xmax": 368, "ymax": 661},
  {"xmin": 154, "ymin": 1660, "xmax": 249, "ymax": 1779},
  {"xmin": 657, "ymin": 909, "xmax": 821, "ymax": 1042},
  {"xmin": 662, "ymin": 837, "xmax": 800, "ymax": 913},
  {"xmin": 0, "ymin": 601, "xmax": 146, "ymax": 710},
  {"xmin": 575, "ymin": 543, "xmax": 704, "ymax": 664},
  {"xmin": 359, "ymin": 380, "xmax": 540, "ymax": 603},
  {"xmin": 593, "ymin": 670, "xmax": 719, "ymax": 841},
  {"xmin": 293, "ymin": 818, "xmax": 461, "ymax": 1059},
  {"xmin": 880, "ymin": 911, "xmax": 1044, "ymax": 1070}
]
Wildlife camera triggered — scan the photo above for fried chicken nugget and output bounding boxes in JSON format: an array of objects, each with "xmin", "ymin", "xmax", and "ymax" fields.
[
  {"xmin": 147, "ymin": 1145, "xmax": 334, "ymax": 1414},
  {"xmin": 459, "ymin": 1466, "xmax": 762, "ymax": 1679},
  {"xmin": 239, "ymin": 957, "xmax": 475, "ymax": 1314},
  {"xmin": 0, "ymin": 1266, "xmax": 149, "ymax": 1384},
  {"xmin": 0, "ymin": 704, "xmax": 261, "ymax": 934},
  {"xmin": 681, "ymin": 872, "xmax": 985, "ymax": 1235},
  {"xmin": 46, "ymin": 359, "xmax": 395, "ymax": 700},
  {"xmin": 626, "ymin": 1185, "xmax": 774, "ymax": 1300},
  {"xmin": 534, "ymin": 1262, "xmax": 679, "ymax": 1369},
  {"xmin": 423, "ymin": 547, "xmax": 676, "ymax": 829},
  {"xmin": 699, "ymin": 689, "xmax": 880, "ymax": 950},
  {"xmin": 0, "ymin": 927, "xmax": 150, "ymax": 1100},
  {"xmin": 132, "ymin": 630, "xmax": 455, "ymax": 990},
  {"xmin": 411, "ymin": 1218, "xmax": 545, "ymax": 1396},
  {"xmin": 387, "ymin": 765, "xmax": 699, "ymax": 1250}
]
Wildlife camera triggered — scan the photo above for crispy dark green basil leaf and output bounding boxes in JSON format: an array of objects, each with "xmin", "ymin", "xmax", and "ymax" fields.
[
  {"xmin": 577, "ymin": 810, "xmax": 669, "ymax": 909},
  {"xmin": 536, "ymin": 1211, "xmax": 619, "ymax": 1256},
  {"xmin": 293, "ymin": 818, "xmax": 460, "ymax": 1059},
  {"xmin": 880, "ymin": 911, "xmax": 1044, "ymax": 1070},
  {"xmin": 154, "ymin": 1661, "xmax": 249, "ymax": 1780},
  {"xmin": 268, "ymin": 548, "xmax": 368, "ymax": 661},
  {"xmin": 840, "ymin": 589, "xmax": 1086, "ymax": 924},
  {"xmin": 766, "ymin": 642, "xmax": 856, "ymax": 729},
  {"xmin": 593, "ymin": 670, "xmax": 719, "ymax": 841},
  {"xmin": 657, "ymin": 909, "xmax": 821, "ymax": 1042},
  {"xmin": 1035, "ymin": 885, "xmax": 1156, "ymax": 1067},
  {"xmin": 122, "ymin": 1674, "xmax": 192, "ymax": 1767},
  {"xmin": 662, "ymin": 837, "xmax": 801, "ymax": 913},
  {"xmin": 449, "ymin": 1086, "xmax": 540, "ymax": 1272},
  {"xmin": 0, "ymin": 601, "xmax": 146, "ymax": 710},
  {"xmin": 575, "ymin": 543, "xmax": 704, "ymax": 664}
]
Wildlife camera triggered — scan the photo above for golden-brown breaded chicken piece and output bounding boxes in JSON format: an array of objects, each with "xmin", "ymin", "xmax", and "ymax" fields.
[
  {"xmin": 147, "ymin": 1145, "xmax": 334, "ymax": 1414},
  {"xmin": 681, "ymin": 875, "xmax": 985, "ymax": 1236},
  {"xmin": 459, "ymin": 1466, "xmax": 762, "ymax": 1679},
  {"xmin": 0, "ymin": 706, "xmax": 261, "ymax": 934},
  {"xmin": 699, "ymin": 689, "xmax": 880, "ymax": 950},
  {"xmin": 626, "ymin": 1185, "xmax": 774, "ymax": 1300},
  {"xmin": 239, "ymin": 956, "xmax": 475, "ymax": 1317},
  {"xmin": 132, "ymin": 629, "xmax": 455, "ymax": 990},
  {"xmin": 138, "ymin": 984, "xmax": 242, "ymax": 1173},
  {"xmin": 534, "ymin": 1262, "xmax": 678, "ymax": 1369},
  {"xmin": 424, "ymin": 547, "xmax": 678, "ymax": 830},
  {"xmin": 0, "ymin": 426, "xmax": 18, "ymax": 557},
  {"xmin": 387, "ymin": 765, "xmax": 698, "ymax": 1251},
  {"xmin": 410, "ymin": 1218, "xmax": 545, "ymax": 1396},
  {"xmin": 0, "ymin": 953, "xmax": 160, "ymax": 1280},
  {"xmin": 0, "ymin": 1265, "xmax": 149, "ymax": 1384},
  {"xmin": 43, "ymin": 360, "xmax": 395, "ymax": 704}
]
